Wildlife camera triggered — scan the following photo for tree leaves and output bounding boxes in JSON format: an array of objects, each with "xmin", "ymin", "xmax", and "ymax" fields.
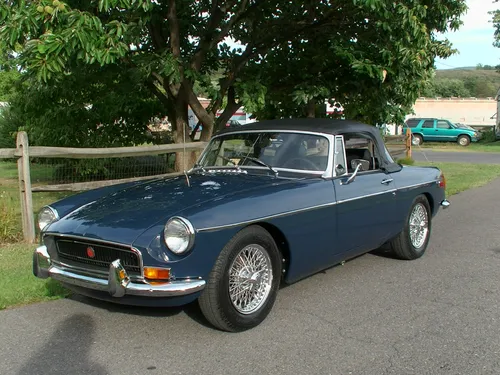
[{"xmin": 0, "ymin": 0, "xmax": 469, "ymax": 144}]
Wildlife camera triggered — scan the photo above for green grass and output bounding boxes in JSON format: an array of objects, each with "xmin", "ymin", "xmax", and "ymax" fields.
[
  {"xmin": 415, "ymin": 161, "xmax": 500, "ymax": 196},
  {"xmin": 0, "ymin": 243, "xmax": 70, "ymax": 310},
  {"xmin": 0, "ymin": 160, "xmax": 57, "ymax": 182},
  {"xmin": 1, "ymin": 161, "xmax": 70, "ymax": 244},
  {"xmin": 418, "ymin": 141, "xmax": 500, "ymax": 153},
  {"xmin": 1, "ymin": 158, "xmax": 500, "ymax": 310}
]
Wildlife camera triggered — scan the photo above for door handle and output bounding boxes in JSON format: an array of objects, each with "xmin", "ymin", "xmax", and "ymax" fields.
[{"xmin": 381, "ymin": 178, "xmax": 393, "ymax": 185}]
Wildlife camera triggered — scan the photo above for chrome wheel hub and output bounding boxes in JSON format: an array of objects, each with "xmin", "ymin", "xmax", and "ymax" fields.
[
  {"xmin": 229, "ymin": 244, "xmax": 273, "ymax": 314},
  {"xmin": 409, "ymin": 203, "xmax": 429, "ymax": 249}
]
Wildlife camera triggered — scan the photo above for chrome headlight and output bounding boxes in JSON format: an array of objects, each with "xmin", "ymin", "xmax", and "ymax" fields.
[
  {"xmin": 163, "ymin": 217, "xmax": 195, "ymax": 254},
  {"xmin": 38, "ymin": 206, "xmax": 59, "ymax": 231}
]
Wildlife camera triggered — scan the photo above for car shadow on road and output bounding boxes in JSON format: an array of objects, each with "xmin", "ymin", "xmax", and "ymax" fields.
[
  {"xmin": 17, "ymin": 314, "xmax": 107, "ymax": 375},
  {"xmin": 68, "ymin": 293, "xmax": 215, "ymax": 329}
]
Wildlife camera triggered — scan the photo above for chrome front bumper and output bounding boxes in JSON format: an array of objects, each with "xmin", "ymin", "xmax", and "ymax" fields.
[{"xmin": 33, "ymin": 245, "xmax": 206, "ymax": 298}]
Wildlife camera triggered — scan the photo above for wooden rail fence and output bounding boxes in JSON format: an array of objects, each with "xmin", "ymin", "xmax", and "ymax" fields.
[
  {"xmin": 0, "ymin": 131, "xmax": 207, "ymax": 243},
  {"xmin": 384, "ymin": 128, "xmax": 412, "ymax": 159},
  {"xmin": 1, "ymin": 129, "xmax": 411, "ymax": 243}
]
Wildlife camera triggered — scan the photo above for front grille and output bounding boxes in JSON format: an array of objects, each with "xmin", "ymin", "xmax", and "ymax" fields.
[{"xmin": 55, "ymin": 238, "xmax": 141, "ymax": 275}]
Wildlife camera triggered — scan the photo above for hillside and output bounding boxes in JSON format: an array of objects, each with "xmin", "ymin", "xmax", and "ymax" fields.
[{"xmin": 423, "ymin": 68, "xmax": 500, "ymax": 98}]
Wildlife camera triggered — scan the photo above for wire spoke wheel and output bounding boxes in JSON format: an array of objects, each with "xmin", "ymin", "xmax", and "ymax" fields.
[
  {"xmin": 409, "ymin": 202, "xmax": 429, "ymax": 248},
  {"xmin": 228, "ymin": 244, "xmax": 273, "ymax": 315}
]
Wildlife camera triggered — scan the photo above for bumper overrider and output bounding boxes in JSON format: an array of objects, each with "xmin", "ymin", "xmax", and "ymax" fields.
[
  {"xmin": 440, "ymin": 199, "xmax": 451, "ymax": 209},
  {"xmin": 33, "ymin": 245, "xmax": 206, "ymax": 298}
]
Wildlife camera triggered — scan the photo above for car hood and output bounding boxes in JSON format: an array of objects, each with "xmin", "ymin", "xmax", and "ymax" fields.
[{"xmin": 48, "ymin": 172, "xmax": 286, "ymax": 244}]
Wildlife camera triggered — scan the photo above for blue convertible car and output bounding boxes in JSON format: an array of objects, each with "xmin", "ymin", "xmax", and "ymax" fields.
[{"xmin": 33, "ymin": 119, "xmax": 450, "ymax": 332}]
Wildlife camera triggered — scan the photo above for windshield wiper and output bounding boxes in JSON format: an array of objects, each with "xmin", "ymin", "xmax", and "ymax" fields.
[
  {"xmin": 239, "ymin": 155, "xmax": 279, "ymax": 176},
  {"xmin": 190, "ymin": 162, "xmax": 206, "ymax": 173}
]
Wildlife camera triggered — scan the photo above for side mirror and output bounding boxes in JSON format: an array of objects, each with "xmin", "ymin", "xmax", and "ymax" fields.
[
  {"xmin": 351, "ymin": 159, "xmax": 370, "ymax": 171},
  {"xmin": 341, "ymin": 161, "xmax": 366, "ymax": 185}
]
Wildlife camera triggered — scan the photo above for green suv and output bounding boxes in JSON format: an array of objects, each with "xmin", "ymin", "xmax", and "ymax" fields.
[{"xmin": 404, "ymin": 118, "xmax": 480, "ymax": 147}]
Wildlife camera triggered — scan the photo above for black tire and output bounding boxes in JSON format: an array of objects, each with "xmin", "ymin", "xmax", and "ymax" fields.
[
  {"xmin": 198, "ymin": 225, "xmax": 282, "ymax": 332},
  {"xmin": 457, "ymin": 135, "xmax": 470, "ymax": 147},
  {"xmin": 387, "ymin": 195, "xmax": 432, "ymax": 260},
  {"xmin": 411, "ymin": 134, "xmax": 423, "ymax": 146}
]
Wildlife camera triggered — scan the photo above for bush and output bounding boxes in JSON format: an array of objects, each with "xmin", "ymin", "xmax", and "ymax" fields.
[
  {"xmin": 396, "ymin": 157, "xmax": 415, "ymax": 165},
  {"xmin": 49, "ymin": 155, "xmax": 176, "ymax": 183},
  {"xmin": 0, "ymin": 106, "xmax": 20, "ymax": 148},
  {"xmin": 479, "ymin": 129, "xmax": 498, "ymax": 143}
]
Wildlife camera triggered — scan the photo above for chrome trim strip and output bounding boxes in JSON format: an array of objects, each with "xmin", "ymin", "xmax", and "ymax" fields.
[
  {"xmin": 397, "ymin": 180, "xmax": 438, "ymax": 191},
  {"xmin": 197, "ymin": 179, "xmax": 440, "ymax": 232},
  {"xmin": 207, "ymin": 165, "xmax": 326, "ymax": 176},
  {"xmin": 44, "ymin": 233, "xmax": 130, "ymax": 248},
  {"xmin": 197, "ymin": 201, "xmax": 338, "ymax": 232},
  {"xmin": 337, "ymin": 189, "xmax": 397, "ymax": 204}
]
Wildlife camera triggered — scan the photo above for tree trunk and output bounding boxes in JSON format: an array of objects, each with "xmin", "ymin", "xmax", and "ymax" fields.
[
  {"xmin": 172, "ymin": 95, "xmax": 197, "ymax": 172},
  {"xmin": 306, "ymin": 99, "xmax": 316, "ymax": 118}
]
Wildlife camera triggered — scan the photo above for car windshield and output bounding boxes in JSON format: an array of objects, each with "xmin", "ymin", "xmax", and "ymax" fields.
[{"xmin": 197, "ymin": 132, "xmax": 330, "ymax": 173}]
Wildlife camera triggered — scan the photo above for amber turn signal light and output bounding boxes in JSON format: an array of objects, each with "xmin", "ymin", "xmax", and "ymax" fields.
[
  {"xmin": 118, "ymin": 269, "xmax": 127, "ymax": 280},
  {"xmin": 144, "ymin": 267, "xmax": 171, "ymax": 280}
]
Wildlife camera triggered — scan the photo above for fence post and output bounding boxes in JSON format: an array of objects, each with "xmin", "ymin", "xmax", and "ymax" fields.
[
  {"xmin": 16, "ymin": 131, "xmax": 35, "ymax": 243},
  {"xmin": 405, "ymin": 128, "xmax": 412, "ymax": 159}
]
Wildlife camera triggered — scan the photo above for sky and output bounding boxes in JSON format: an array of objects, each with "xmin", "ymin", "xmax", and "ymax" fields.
[{"xmin": 435, "ymin": 0, "xmax": 500, "ymax": 69}]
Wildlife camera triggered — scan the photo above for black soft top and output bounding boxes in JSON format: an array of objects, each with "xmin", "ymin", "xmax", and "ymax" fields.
[
  {"xmin": 217, "ymin": 118, "xmax": 379, "ymax": 137},
  {"xmin": 216, "ymin": 118, "xmax": 400, "ymax": 171}
]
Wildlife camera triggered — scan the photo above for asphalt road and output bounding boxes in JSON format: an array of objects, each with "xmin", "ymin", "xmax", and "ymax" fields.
[
  {"xmin": 2, "ymin": 179, "xmax": 500, "ymax": 375},
  {"xmin": 412, "ymin": 149, "xmax": 500, "ymax": 164}
]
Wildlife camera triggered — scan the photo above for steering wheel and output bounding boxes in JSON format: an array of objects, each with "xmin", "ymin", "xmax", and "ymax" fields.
[
  {"xmin": 216, "ymin": 154, "xmax": 237, "ymax": 166},
  {"xmin": 282, "ymin": 157, "xmax": 320, "ymax": 171}
]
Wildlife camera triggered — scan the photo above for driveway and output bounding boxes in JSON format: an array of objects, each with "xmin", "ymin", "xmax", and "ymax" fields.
[
  {"xmin": 2, "ymin": 179, "xmax": 500, "ymax": 375},
  {"xmin": 412, "ymin": 149, "xmax": 500, "ymax": 164}
]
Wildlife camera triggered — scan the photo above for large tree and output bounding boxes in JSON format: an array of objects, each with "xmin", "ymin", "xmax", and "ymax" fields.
[{"xmin": 0, "ymin": 1, "xmax": 467, "ymax": 168}]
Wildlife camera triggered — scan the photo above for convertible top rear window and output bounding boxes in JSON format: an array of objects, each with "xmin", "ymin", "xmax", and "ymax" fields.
[{"xmin": 198, "ymin": 132, "xmax": 330, "ymax": 172}]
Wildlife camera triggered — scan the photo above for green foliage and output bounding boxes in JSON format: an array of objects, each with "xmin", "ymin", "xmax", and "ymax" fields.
[
  {"xmin": 422, "ymin": 69, "xmax": 500, "ymax": 98},
  {"xmin": 0, "ymin": 105, "xmax": 20, "ymax": 148},
  {"xmin": 479, "ymin": 129, "xmax": 498, "ymax": 143},
  {"xmin": 5, "ymin": 63, "xmax": 167, "ymax": 148},
  {"xmin": 245, "ymin": 1, "xmax": 468, "ymax": 125},
  {"xmin": 0, "ymin": 0, "xmax": 468, "ymax": 151},
  {"xmin": 492, "ymin": 3, "xmax": 500, "ymax": 49},
  {"xmin": 476, "ymin": 64, "xmax": 498, "ymax": 70},
  {"xmin": 0, "ymin": 69, "xmax": 20, "ymax": 102},
  {"xmin": 421, "ymin": 78, "xmax": 471, "ymax": 97},
  {"xmin": 396, "ymin": 157, "xmax": 415, "ymax": 165}
]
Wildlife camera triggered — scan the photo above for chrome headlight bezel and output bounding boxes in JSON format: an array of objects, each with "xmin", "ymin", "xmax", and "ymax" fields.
[
  {"xmin": 163, "ymin": 216, "xmax": 195, "ymax": 254},
  {"xmin": 38, "ymin": 206, "xmax": 59, "ymax": 231}
]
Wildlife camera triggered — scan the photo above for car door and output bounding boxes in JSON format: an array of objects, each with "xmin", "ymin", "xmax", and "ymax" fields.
[
  {"xmin": 435, "ymin": 119, "xmax": 456, "ymax": 141},
  {"xmin": 420, "ymin": 119, "xmax": 437, "ymax": 141},
  {"xmin": 332, "ymin": 134, "xmax": 398, "ymax": 255}
]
